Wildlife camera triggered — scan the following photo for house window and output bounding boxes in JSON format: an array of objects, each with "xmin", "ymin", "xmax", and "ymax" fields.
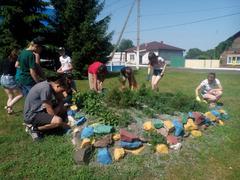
[
  {"xmin": 227, "ymin": 55, "xmax": 240, "ymax": 65},
  {"xmin": 130, "ymin": 55, "xmax": 135, "ymax": 61},
  {"xmin": 227, "ymin": 56, "xmax": 232, "ymax": 64},
  {"xmin": 237, "ymin": 57, "xmax": 240, "ymax": 64}
]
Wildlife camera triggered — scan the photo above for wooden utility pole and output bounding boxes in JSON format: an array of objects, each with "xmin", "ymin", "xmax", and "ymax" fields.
[
  {"xmin": 136, "ymin": 0, "xmax": 140, "ymax": 69},
  {"xmin": 110, "ymin": 0, "xmax": 136, "ymax": 61}
]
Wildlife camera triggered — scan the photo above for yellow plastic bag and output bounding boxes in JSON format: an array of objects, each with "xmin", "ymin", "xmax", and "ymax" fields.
[
  {"xmin": 205, "ymin": 112, "xmax": 216, "ymax": 121},
  {"xmin": 70, "ymin": 105, "xmax": 78, "ymax": 111},
  {"xmin": 191, "ymin": 130, "xmax": 202, "ymax": 137},
  {"xmin": 113, "ymin": 134, "xmax": 120, "ymax": 141},
  {"xmin": 164, "ymin": 120, "xmax": 174, "ymax": 132},
  {"xmin": 125, "ymin": 146, "xmax": 145, "ymax": 155},
  {"xmin": 80, "ymin": 138, "xmax": 91, "ymax": 148},
  {"xmin": 218, "ymin": 120, "xmax": 224, "ymax": 126},
  {"xmin": 143, "ymin": 121, "xmax": 154, "ymax": 131},
  {"xmin": 114, "ymin": 148, "xmax": 125, "ymax": 161},
  {"xmin": 184, "ymin": 119, "xmax": 198, "ymax": 131},
  {"xmin": 156, "ymin": 144, "xmax": 169, "ymax": 154}
]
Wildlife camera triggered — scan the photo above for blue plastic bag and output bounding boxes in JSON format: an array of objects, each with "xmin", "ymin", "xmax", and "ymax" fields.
[
  {"xmin": 120, "ymin": 141, "xmax": 142, "ymax": 149},
  {"xmin": 97, "ymin": 148, "xmax": 112, "ymax": 165},
  {"xmin": 172, "ymin": 119, "xmax": 184, "ymax": 136},
  {"xmin": 67, "ymin": 110, "xmax": 76, "ymax": 117},
  {"xmin": 75, "ymin": 117, "xmax": 86, "ymax": 126},
  {"xmin": 80, "ymin": 127, "xmax": 94, "ymax": 139}
]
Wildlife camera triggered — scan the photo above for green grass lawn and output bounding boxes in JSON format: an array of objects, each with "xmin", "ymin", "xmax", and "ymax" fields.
[{"xmin": 0, "ymin": 68, "xmax": 240, "ymax": 179}]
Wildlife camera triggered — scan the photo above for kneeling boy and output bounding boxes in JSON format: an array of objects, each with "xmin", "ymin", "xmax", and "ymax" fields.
[{"xmin": 24, "ymin": 78, "xmax": 70, "ymax": 140}]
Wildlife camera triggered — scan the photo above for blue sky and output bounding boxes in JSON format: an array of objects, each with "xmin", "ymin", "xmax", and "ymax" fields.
[{"xmin": 98, "ymin": 0, "xmax": 240, "ymax": 51}]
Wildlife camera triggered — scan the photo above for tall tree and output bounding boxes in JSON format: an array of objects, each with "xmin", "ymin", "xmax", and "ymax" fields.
[
  {"xmin": 117, "ymin": 39, "xmax": 134, "ymax": 52},
  {"xmin": 0, "ymin": 0, "xmax": 50, "ymax": 58},
  {"xmin": 51, "ymin": 0, "xmax": 113, "ymax": 70}
]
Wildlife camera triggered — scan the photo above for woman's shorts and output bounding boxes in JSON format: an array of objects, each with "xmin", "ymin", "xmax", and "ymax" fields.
[
  {"xmin": 153, "ymin": 69, "xmax": 162, "ymax": 76},
  {"xmin": 1, "ymin": 75, "xmax": 18, "ymax": 89}
]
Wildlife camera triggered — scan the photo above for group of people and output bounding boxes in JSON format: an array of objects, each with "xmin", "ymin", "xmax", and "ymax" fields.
[{"xmin": 0, "ymin": 41, "xmax": 223, "ymax": 140}]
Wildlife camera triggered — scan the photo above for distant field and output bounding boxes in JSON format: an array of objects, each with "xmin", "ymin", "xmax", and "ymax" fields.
[{"xmin": 0, "ymin": 68, "xmax": 239, "ymax": 179}]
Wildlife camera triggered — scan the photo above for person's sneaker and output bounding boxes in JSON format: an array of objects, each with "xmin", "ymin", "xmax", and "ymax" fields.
[{"xmin": 28, "ymin": 126, "xmax": 43, "ymax": 141}]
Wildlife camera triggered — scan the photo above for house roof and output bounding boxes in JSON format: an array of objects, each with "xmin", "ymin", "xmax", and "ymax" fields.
[{"xmin": 125, "ymin": 41, "xmax": 185, "ymax": 52}]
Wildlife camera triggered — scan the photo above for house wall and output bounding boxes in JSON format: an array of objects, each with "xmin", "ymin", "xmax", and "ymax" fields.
[
  {"xmin": 185, "ymin": 59, "xmax": 220, "ymax": 68},
  {"xmin": 220, "ymin": 36, "xmax": 240, "ymax": 67},
  {"xmin": 158, "ymin": 50, "xmax": 183, "ymax": 61},
  {"xmin": 126, "ymin": 50, "xmax": 184, "ymax": 65},
  {"xmin": 107, "ymin": 52, "xmax": 126, "ymax": 66}
]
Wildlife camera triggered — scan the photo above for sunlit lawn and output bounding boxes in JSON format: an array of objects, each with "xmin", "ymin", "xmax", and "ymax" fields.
[{"xmin": 0, "ymin": 68, "xmax": 240, "ymax": 179}]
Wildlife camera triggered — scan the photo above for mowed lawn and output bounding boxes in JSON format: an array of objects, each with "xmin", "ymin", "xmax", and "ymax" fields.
[{"xmin": 0, "ymin": 68, "xmax": 240, "ymax": 179}]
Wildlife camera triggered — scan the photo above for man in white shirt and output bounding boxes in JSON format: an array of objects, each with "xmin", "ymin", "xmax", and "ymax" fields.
[
  {"xmin": 195, "ymin": 72, "xmax": 223, "ymax": 103},
  {"xmin": 57, "ymin": 47, "xmax": 73, "ymax": 74}
]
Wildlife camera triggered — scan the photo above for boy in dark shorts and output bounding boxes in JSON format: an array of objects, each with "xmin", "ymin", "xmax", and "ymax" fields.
[{"xmin": 24, "ymin": 77, "xmax": 70, "ymax": 140}]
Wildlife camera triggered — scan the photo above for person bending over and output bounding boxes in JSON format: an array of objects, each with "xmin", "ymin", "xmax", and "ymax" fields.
[
  {"xmin": 88, "ymin": 61, "xmax": 107, "ymax": 93},
  {"xmin": 195, "ymin": 72, "xmax": 223, "ymax": 103},
  {"xmin": 119, "ymin": 67, "xmax": 138, "ymax": 90}
]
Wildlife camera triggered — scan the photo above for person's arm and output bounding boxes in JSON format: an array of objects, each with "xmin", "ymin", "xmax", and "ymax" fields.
[
  {"xmin": 34, "ymin": 52, "xmax": 41, "ymax": 64},
  {"xmin": 43, "ymin": 100, "xmax": 55, "ymax": 115},
  {"xmin": 160, "ymin": 64, "xmax": 167, "ymax": 76},
  {"xmin": 93, "ymin": 74, "xmax": 98, "ymax": 91},
  {"xmin": 30, "ymin": 68, "xmax": 40, "ymax": 83},
  {"xmin": 15, "ymin": 61, "xmax": 20, "ymax": 68},
  {"xmin": 147, "ymin": 64, "xmax": 152, "ymax": 80},
  {"xmin": 195, "ymin": 84, "xmax": 202, "ymax": 101}
]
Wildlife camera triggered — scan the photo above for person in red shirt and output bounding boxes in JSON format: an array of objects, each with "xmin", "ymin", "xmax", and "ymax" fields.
[{"xmin": 88, "ymin": 61, "xmax": 107, "ymax": 92}]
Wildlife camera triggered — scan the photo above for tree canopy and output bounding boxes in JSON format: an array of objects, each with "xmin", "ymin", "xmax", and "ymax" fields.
[
  {"xmin": 0, "ymin": 0, "xmax": 50, "ymax": 58},
  {"xmin": 117, "ymin": 39, "xmax": 134, "ymax": 52}
]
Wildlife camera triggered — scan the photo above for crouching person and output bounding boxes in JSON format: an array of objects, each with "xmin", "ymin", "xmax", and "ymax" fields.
[{"xmin": 24, "ymin": 77, "xmax": 70, "ymax": 141}]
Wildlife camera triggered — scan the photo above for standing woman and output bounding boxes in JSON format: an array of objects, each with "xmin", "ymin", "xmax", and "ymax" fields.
[
  {"xmin": 0, "ymin": 49, "xmax": 23, "ymax": 114},
  {"xmin": 147, "ymin": 52, "xmax": 166, "ymax": 91}
]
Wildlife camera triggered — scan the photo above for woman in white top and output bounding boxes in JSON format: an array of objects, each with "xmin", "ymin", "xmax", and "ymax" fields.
[
  {"xmin": 57, "ymin": 47, "xmax": 73, "ymax": 74},
  {"xmin": 147, "ymin": 52, "xmax": 166, "ymax": 90},
  {"xmin": 195, "ymin": 72, "xmax": 223, "ymax": 103}
]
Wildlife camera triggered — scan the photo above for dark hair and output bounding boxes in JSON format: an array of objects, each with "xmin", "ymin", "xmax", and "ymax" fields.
[
  {"xmin": 208, "ymin": 72, "xmax": 216, "ymax": 78},
  {"xmin": 54, "ymin": 77, "xmax": 68, "ymax": 89},
  {"xmin": 121, "ymin": 67, "xmax": 132, "ymax": 77},
  {"xmin": 148, "ymin": 52, "xmax": 157, "ymax": 66},
  {"xmin": 8, "ymin": 49, "xmax": 19, "ymax": 61},
  {"xmin": 32, "ymin": 36, "xmax": 45, "ymax": 46},
  {"xmin": 97, "ymin": 64, "xmax": 107, "ymax": 75}
]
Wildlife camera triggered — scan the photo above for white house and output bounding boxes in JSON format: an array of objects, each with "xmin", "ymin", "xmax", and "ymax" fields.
[{"xmin": 125, "ymin": 41, "xmax": 185, "ymax": 65}]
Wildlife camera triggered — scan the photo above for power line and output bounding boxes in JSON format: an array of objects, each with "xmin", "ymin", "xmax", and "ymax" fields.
[
  {"xmin": 141, "ymin": 5, "xmax": 240, "ymax": 17},
  {"xmin": 119, "ymin": 12, "xmax": 240, "ymax": 34}
]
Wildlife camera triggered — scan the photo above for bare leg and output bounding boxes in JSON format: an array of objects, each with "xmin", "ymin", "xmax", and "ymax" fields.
[
  {"xmin": 88, "ymin": 73, "xmax": 94, "ymax": 90},
  {"xmin": 4, "ymin": 88, "xmax": 13, "ymax": 107},
  {"xmin": 37, "ymin": 116, "xmax": 70, "ymax": 131},
  {"xmin": 203, "ymin": 93, "xmax": 217, "ymax": 103},
  {"xmin": 153, "ymin": 75, "xmax": 161, "ymax": 91},
  {"xmin": 151, "ymin": 75, "xmax": 157, "ymax": 90},
  {"xmin": 8, "ymin": 89, "xmax": 23, "ymax": 108}
]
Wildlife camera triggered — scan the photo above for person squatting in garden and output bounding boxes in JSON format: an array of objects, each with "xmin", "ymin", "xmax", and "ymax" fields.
[
  {"xmin": 147, "ymin": 52, "xmax": 167, "ymax": 90},
  {"xmin": 57, "ymin": 47, "xmax": 73, "ymax": 74},
  {"xmin": 88, "ymin": 61, "xmax": 108, "ymax": 93},
  {"xmin": 24, "ymin": 77, "xmax": 70, "ymax": 140},
  {"xmin": 16, "ymin": 38, "xmax": 43, "ymax": 96},
  {"xmin": 195, "ymin": 72, "xmax": 223, "ymax": 103},
  {"xmin": 0, "ymin": 49, "xmax": 23, "ymax": 114},
  {"xmin": 119, "ymin": 66, "xmax": 138, "ymax": 90}
]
